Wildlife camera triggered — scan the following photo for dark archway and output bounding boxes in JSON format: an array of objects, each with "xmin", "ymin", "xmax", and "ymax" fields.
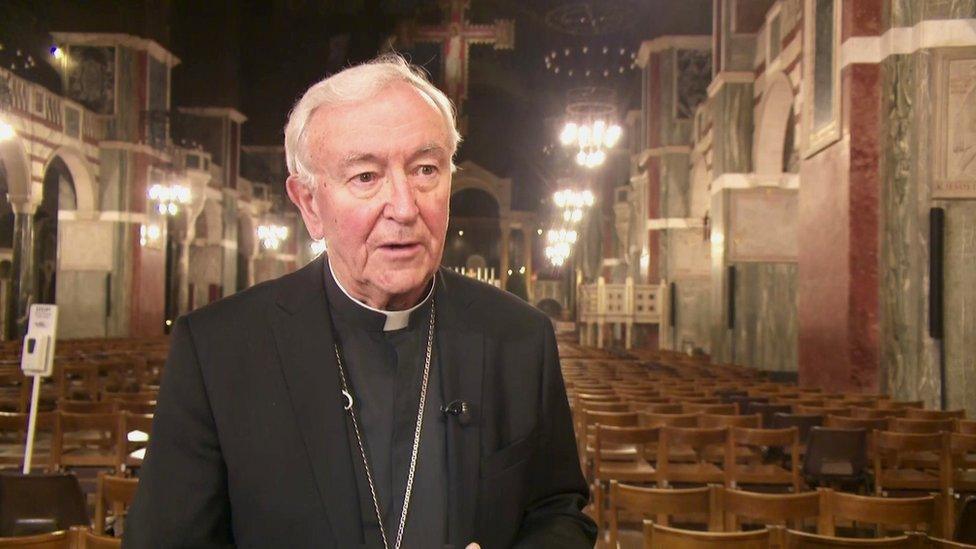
[
  {"xmin": 444, "ymin": 188, "xmax": 501, "ymax": 273},
  {"xmin": 536, "ymin": 298, "xmax": 563, "ymax": 319},
  {"xmin": 37, "ymin": 157, "xmax": 77, "ymax": 304}
]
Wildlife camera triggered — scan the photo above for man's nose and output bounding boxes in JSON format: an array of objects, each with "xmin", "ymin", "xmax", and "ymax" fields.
[{"xmin": 384, "ymin": 170, "xmax": 420, "ymax": 222}]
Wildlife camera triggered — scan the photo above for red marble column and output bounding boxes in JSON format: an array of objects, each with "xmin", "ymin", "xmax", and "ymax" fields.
[{"xmin": 797, "ymin": 1, "xmax": 882, "ymax": 392}]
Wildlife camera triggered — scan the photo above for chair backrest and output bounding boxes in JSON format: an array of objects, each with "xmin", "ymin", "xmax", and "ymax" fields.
[
  {"xmin": 57, "ymin": 400, "xmax": 117, "ymax": 414},
  {"xmin": 722, "ymin": 488, "xmax": 820, "ymax": 531},
  {"xmin": 818, "ymin": 489, "xmax": 937, "ymax": 537},
  {"xmin": 888, "ymin": 418, "xmax": 955, "ymax": 434},
  {"xmin": 78, "ymin": 527, "xmax": 122, "ymax": 549},
  {"xmin": 872, "ymin": 430, "xmax": 948, "ymax": 495},
  {"xmin": 782, "ymin": 528, "xmax": 925, "ymax": 548},
  {"xmin": 955, "ymin": 496, "xmax": 976, "ymax": 545},
  {"xmin": 638, "ymin": 403, "xmax": 684, "ymax": 414},
  {"xmin": 683, "ymin": 403, "xmax": 738, "ymax": 415},
  {"xmin": 609, "ymin": 481, "xmax": 721, "ymax": 548},
  {"xmin": 52, "ymin": 412, "xmax": 122, "ymax": 470},
  {"xmin": 956, "ymin": 420, "xmax": 976, "ymax": 435},
  {"xmin": 746, "ymin": 404, "xmax": 794, "ymax": 428},
  {"xmin": 904, "ymin": 409, "xmax": 965, "ymax": 421},
  {"xmin": 642, "ymin": 520, "xmax": 770, "ymax": 549},
  {"xmin": 699, "ymin": 414, "xmax": 761, "ymax": 429},
  {"xmin": 825, "ymin": 415, "xmax": 888, "ymax": 432},
  {"xmin": 0, "ymin": 530, "xmax": 71, "ymax": 548},
  {"xmin": 802, "ymin": 427, "xmax": 868, "ymax": 484},
  {"xmin": 850, "ymin": 407, "xmax": 904, "ymax": 420},
  {"xmin": 771, "ymin": 413, "xmax": 825, "ymax": 444},
  {"xmin": 94, "ymin": 474, "xmax": 139, "ymax": 536},
  {"xmin": 585, "ymin": 410, "xmax": 639, "ymax": 429},
  {"xmin": 796, "ymin": 406, "xmax": 852, "ymax": 418},
  {"xmin": 593, "ymin": 425, "xmax": 659, "ymax": 474},
  {"xmin": 641, "ymin": 412, "xmax": 701, "ymax": 428},
  {"xmin": 0, "ymin": 472, "xmax": 89, "ymax": 536}
]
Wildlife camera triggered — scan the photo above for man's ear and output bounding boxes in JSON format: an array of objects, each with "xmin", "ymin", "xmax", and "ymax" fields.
[{"xmin": 285, "ymin": 175, "xmax": 325, "ymax": 240}]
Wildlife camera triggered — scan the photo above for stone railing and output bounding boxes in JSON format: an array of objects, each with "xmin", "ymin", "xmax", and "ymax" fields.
[
  {"xmin": 0, "ymin": 67, "xmax": 109, "ymax": 142},
  {"xmin": 577, "ymin": 277, "xmax": 668, "ymax": 348}
]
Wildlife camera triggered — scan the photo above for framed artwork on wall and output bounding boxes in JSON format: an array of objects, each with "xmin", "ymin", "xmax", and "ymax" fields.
[
  {"xmin": 801, "ymin": 0, "xmax": 842, "ymax": 158},
  {"xmin": 933, "ymin": 47, "xmax": 976, "ymax": 199}
]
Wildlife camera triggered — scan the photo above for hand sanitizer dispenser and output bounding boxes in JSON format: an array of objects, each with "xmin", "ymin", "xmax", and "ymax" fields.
[
  {"xmin": 21, "ymin": 304, "xmax": 57, "ymax": 377},
  {"xmin": 20, "ymin": 304, "xmax": 57, "ymax": 473}
]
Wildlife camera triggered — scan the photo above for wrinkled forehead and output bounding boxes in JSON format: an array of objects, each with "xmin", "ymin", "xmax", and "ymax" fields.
[{"xmin": 304, "ymin": 82, "xmax": 452, "ymax": 170}]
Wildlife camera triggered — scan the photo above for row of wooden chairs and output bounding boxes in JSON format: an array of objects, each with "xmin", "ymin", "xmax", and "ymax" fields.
[
  {"xmin": 611, "ymin": 484, "xmax": 970, "ymax": 548},
  {"xmin": 0, "ymin": 411, "xmax": 153, "ymax": 474},
  {"xmin": 0, "ymin": 526, "xmax": 120, "ymax": 548}
]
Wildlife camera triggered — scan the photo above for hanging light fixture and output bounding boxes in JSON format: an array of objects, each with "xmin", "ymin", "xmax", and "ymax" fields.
[
  {"xmin": 148, "ymin": 181, "xmax": 191, "ymax": 216},
  {"xmin": 558, "ymin": 87, "xmax": 623, "ymax": 169},
  {"xmin": 258, "ymin": 223, "xmax": 289, "ymax": 250}
]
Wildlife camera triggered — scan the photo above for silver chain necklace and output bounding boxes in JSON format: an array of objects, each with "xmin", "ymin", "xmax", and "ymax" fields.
[{"xmin": 332, "ymin": 296, "xmax": 435, "ymax": 549}]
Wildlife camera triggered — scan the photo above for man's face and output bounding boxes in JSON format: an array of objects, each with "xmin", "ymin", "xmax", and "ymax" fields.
[{"xmin": 287, "ymin": 81, "xmax": 452, "ymax": 309}]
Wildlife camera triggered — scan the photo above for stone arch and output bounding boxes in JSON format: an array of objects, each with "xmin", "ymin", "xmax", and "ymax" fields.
[
  {"xmin": 753, "ymin": 71, "xmax": 795, "ymax": 175},
  {"xmin": 536, "ymin": 298, "xmax": 563, "ymax": 319},
  {"xmin": 0, "ymin": 133, "xmax": 31, "ymax": 200},
  {"xmin": 450, "ymin": 160, "xmax": 511, "ymax": 214},
  {"xmin": 43, "ymin": 147, "xmax": 96, "ymax": 213}
]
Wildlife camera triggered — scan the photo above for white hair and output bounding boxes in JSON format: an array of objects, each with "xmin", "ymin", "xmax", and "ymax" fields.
[{"xmin": 284, "ymin": 53, "xmax": 461, "ymax": 188}]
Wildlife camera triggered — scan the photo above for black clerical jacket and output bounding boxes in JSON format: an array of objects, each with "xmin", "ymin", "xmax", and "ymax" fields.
[{"xmin": 124, "ymin": 256, "xmax": 596, "ymax": 548}]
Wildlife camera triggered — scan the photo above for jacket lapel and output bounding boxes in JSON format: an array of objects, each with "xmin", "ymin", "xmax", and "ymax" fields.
[
  {"xmin": 436, "ymin": 270, "xmax": 484, "ymax": 545},
  {"xmin": 270, "ymin": 256, "xmax": 361, "ymax": 547}
]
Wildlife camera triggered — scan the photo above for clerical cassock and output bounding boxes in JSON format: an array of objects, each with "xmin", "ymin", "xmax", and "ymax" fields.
[{"xmin": 124, "ymin": 254, "xmax": 596, "ymax": 548}]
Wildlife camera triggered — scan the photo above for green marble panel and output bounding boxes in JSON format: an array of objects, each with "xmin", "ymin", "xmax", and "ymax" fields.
[
  {"xmin": 731, "ymin": 262, "xmax": 798, "ymax": 372},
  {"xmin": 712, "ymin": 84, "xmax": 754, "ymax": 176},
  {"xmin": 944, "ymin": 201, "xmax": 976, "ymax": 416},
  {"xmin": 880, "ymin": 52, "xmax": 941, "ymax": 406},
  {"xmin": 662, "ymin": 154, "xmax": 692, "ymax": 218},
  {"xmin": 672, "ymin": 277, "xmax": 712, "ymax": 354}
]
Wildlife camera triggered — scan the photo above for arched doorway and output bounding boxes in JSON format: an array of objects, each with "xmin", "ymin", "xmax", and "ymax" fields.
[
  {"xmin": 753, "ymin": 72, "xmax": 796, "ymax": 175},
  {"xmin": 536, "ymin": 298, "xmax": 563, "ymax": 319},
  {"xmin": 37, "ymin": 157, "xmax": 78, "ymax": 304},
  {"xmin": 444, "ymin": 188, "xmax": 501, "ymax": 276}
]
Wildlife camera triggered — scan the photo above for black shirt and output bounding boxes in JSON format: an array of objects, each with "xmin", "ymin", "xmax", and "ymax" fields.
[{"xmin": 322, "ymin": 262, "xmax": 448, "ymax": 548}]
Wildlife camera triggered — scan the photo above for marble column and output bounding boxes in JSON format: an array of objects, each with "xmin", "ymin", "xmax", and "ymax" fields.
[
  {"xmin": 524, "ymin": 228, "xmax": 533, "ymax": 303},
  {"xmin": 499, "ymin": 225, "xmax": 510, "ymax": 290},
  {"xmin": 6, "ymin": 200, "xmax": 38, "ymax": 340}
]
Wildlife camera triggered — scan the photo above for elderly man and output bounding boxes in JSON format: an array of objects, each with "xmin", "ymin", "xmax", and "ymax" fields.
[{"xmin": 124, "ymin": 55, "xmax": 595, "ymax": 549}]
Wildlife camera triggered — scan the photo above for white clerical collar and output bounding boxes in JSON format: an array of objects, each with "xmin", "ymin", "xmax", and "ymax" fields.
[{"xmin": 327, "ymin": 257, "xmax": 435, "ymax": 331}]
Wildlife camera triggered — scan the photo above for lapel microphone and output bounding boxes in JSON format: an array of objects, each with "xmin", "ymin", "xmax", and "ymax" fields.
[{"xmin": 441, "ymin": 399, "xmax": 472, "ymax": 426}]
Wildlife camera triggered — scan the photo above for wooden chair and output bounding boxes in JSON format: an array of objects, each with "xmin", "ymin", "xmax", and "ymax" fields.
[
  {"xmin": 825, "ymin": 415, "xmax": 888, "ymax": 433},
  {"xmin": 642, "ymin": 520, "xmax": 770, "ymax": 549},
  {"xmin": 721, "ymin": 488, "xmax": 820, "ymax": 531},
  {"xmin": 802, "ymin": 428, "xmax": 869, "ymax": 491},
  {"xmin": 94, "ymin": 474, "xmax": 138, "ymax": 536},
  {"xmin": 888, "ymin": 419, "xmax": 954, "ymax": 435},
  {"xmin": 904, "ymin": 410, "xmax": 965, "ymax": 421},
  {"xmin": 955, "ymin": 420, "xmax": 976, "ymax": 435},
  {"xmin": 0, "ymin": 412, "xmax": 57, "ymax": 471},
  {"xmin": 593, "ymin": 425, "xmax": 659, "ymax": 528},
  {"xmin": 0, "ymin": 527, "xmax": 121, "ymax": 548},
  {"xmin": 726, "ymin": 427, "xmax": 801, "ymax": 492},
  {"xmin": 817, "ymin": 489, "xmax": 939, "ymax": 538},
  {"xmin": 657, "ymin": 427, "xmax": 729, "ymax": 487},
  {"xmin": 797, "ymin": 406, "xmax": 852, "ymax": 418},
  {"xmin": 116, "ymin": 412, "xmax": 153, "ymax": 473},
  {"xmin": 851, "ymin": 408, "xmax": 905, "ymax": 420},
  {"xmin": 872, "ymin": 431, "xmax": 948, "ymax": 494},
  {"xmin": 781, "ymin": 528, "xmax": 926, "ymax": 548},
  {"xmin": 51, "ymin": 412, "xmax": 122, "ymax": 471},
  {"xmin": 684, "ymin": 403, "xmax": 738, "ymax": 415},
  {"xmin": 609, "ymin": 482, "xmax": 721, "ymax": 548},
  {"xmin": 641, "ymin": 412, "xmax": 701, "ymax": 428},
  {"xmin": 699, "ymin": 414, "xmax": 762, "ymax": 429},
  {"xmin": 57, "ymin": 401, "xmax": 117, "ymax": 414}
]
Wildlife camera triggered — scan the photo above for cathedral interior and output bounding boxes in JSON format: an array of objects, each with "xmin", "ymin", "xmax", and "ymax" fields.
[{"xmin": 0, "ymin": 0, "xmax": 975, "ymax": 546}]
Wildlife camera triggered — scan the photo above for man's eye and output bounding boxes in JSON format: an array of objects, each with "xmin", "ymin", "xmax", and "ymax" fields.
[
  {"xmin": 418, "ymin": 165, "xmax": 437, "ymax": 176},
  {"xmin": 354, "ymin": 172, "xmax": 375, "ymax": 184}
]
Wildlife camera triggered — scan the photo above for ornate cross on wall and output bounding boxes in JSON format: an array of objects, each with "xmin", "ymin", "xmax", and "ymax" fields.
[{"xmin": 406, "ymin": 0, "xmax": 514, "ymax": 116}]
